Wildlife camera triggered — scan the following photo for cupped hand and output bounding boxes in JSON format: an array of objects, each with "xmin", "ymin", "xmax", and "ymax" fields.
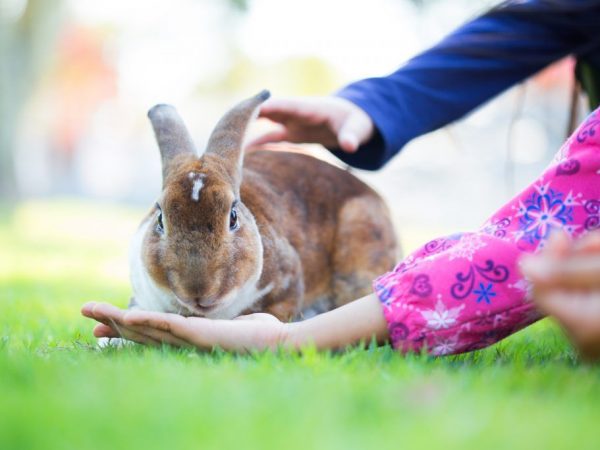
[
  {"xmin": 521, "ymin": 231, "xmax": 600, "ymax": 360},
  {"xmin": 248, "ymin": 96, "xmax": 374, "ymax": 153},
  {"xmin": 81, "ymin": 302, "xmax": 288, "ymax": 352}
]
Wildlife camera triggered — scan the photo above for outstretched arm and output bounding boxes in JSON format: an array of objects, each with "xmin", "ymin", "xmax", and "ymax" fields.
[
  {"xmin": 254, "ymin": 2, "xmax": 600, "ymax": 170},
  {"xmin": 81, "ymin": 294, "xmax": 389, "ymax": 352}
]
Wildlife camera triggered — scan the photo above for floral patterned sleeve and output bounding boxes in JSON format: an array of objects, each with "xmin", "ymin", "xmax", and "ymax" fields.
[{"xmin": 374, "ymin": 108, "xmax": 600, "ymax": 355}]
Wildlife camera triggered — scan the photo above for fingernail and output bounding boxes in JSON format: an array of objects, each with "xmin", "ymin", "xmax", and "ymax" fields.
[
  {"xmin": 81, "ymin": 302, "xmax": 95, "ymax": 314},
  {"xmin": 339, "ymin": 133, "xmax": 358, "ymax": 152}
]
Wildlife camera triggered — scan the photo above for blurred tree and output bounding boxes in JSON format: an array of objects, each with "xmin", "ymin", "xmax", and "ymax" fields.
[{"xmin": 0, "ymin": 0, "xmax": 64, "ymax": 202}]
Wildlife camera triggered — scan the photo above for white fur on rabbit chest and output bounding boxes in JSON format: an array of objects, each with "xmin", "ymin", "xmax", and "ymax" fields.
[{"xmin": 129, "ymin": 216, "xmax": 272, "ymax": 319}]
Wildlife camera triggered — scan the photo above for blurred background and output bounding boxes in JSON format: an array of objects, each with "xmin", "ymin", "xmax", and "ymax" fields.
[{"xmin": 0, "ymin": 0, "xmax": 591, "ymax": 254}]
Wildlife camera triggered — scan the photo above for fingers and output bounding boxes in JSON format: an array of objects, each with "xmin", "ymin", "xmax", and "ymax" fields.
[
  {"xmin": 81, "ymin": 303, "xmax": 283, "ymax": 352},
  {"xmin": 524, "ymin": 231, "xmax": 600, "ymax": 361},
  {"xmin": 122, "ymin": 309, "xmax": 183, "ymax": 331},
  {"xmin": 542, "ymin": 230, "xmax": 600, "ymax": 258},
  {"xmin": 122, "ymin": 310, "xmax": 202, "ymax": 348},
  {"xmin": 94, "ymin": 321, "xmax": 161, "ymax": 347},
  {"xmin": 519, "ymin": 255, "xmax": 546, "ymax": 282},
  {"xmin": 255, "ymin": 96, "xmax": 376, "ymax": 153},
  {"xmin": 123, "ymin": 311, "xmax": 272, "ymax": 351},
  {"xmin": 125, "ymin": 311, "xmax": 284, "ymax": 351},
  {"xmin": 246, "ymin": 126, "xmax": 289, "ymax": 148},
  {"xmin": 82, "ymin": 302, "xmax": 126, "ymax": 329},
  {"xmin": 535, "ymin": 291, "xmax": 597, "ymax": 325},
  {"xmin": 83, "ymin": 302, "xmax": 174, "ymax": 348},
  {"xmin": 122, "ymin": 325, "xmax": 192, "ymax": 348},
  {"xmin": 535, "ymin": 290, "xmax": 600, "ymax": 360},
  {"xmin": 574, "ymin": 231, "xmax": 600, "ymax": 254},
  {"xmin": 89, "ymin": 302, "xmax": 127, "ymax": 324},
  {"xmin": 520, "ymin": 230, "xmax": 600, "ymax": 290},
  {"xmin": 522, "ymin": 255, "xmax": 600, "ymax": 289},
  {"xmin": 518, "ymin": 232, "xmax": 568, "ymax": 279},
  {"xmin": 551, "ymin": 256, "xmax": 600, "ymax": 288},
  {"xmin": 337, "ymin": 126, "xmax": 359, "ymax": 153},
  {"xmin": 93, "ymin": 323, "xmax": 119, "ymax": 338},
  {"xmin": 81, "ymin": 301, "xmax": 98, "ymax": 318},
  {"xmin": 337, "ymin": 110, "xmax": 374, "ymax": 153},
  {"xmin": 544, "ymin": 231, "xmax": 571, "ymax": 259},
  {"xmin": 258, "ymin": 98, "xmax": 320, "ymax": 121},
  {"xmin": 257, "ymin": 98, "xmax": 294, "ymax": 118}
]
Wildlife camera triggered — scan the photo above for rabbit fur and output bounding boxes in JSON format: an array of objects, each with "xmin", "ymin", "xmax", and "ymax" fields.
[{"xmin": 129, "ymin": 90, "xmax": 399, "ymax": 321}]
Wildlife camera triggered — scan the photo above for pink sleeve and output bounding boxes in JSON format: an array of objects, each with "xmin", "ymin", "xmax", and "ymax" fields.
[{"xmin": 374, "ymin": 108, "xmax": 600, "ymax": 355}]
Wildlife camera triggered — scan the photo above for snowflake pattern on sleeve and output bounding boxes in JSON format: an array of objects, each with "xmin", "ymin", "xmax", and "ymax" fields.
[{"xmin": 374, "ymin": 107, "xmax": 600, "ymax": 355}]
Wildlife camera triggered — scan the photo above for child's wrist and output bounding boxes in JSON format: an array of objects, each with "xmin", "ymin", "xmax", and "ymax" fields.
[{"xmin": 279, "ymin": 321, "xmax": 310, "ymax": 350}]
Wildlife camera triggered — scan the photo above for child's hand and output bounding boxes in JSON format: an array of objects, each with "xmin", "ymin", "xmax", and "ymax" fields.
[
  {"xmin": 247, "ymin": 97, "xmax": 374, "ymax": 153},
  {"xmin": 521, "ymin": 231, "xmax": 600, "ymax": 361},
  {"xmin": 81, "ymin": 302, "xmax": 287, "ymax": 352}
]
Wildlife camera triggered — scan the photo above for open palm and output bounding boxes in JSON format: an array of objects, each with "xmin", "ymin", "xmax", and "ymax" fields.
[{"xmin": 81, "ymin": 302, "xmax": 287, "ymax": 352}]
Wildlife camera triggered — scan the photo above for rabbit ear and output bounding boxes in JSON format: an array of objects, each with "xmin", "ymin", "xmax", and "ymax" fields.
[
  {"xmin": 206, "ymin": 90, "xmax": 270, "ymax": 181},
  {"xmin": 147, "ymin": 104, "xmax": 197, "ymax": 183}
]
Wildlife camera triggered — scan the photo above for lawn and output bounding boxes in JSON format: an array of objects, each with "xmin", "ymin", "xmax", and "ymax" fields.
[{"xmin": 1, "ymin": 200, "xmax": 599, "ymax": 450}]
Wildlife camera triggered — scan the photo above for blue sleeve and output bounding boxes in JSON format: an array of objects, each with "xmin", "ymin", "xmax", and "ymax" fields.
[{"xmin": 332, "ymin": 1, "xmax": 600, "ymax": 170}]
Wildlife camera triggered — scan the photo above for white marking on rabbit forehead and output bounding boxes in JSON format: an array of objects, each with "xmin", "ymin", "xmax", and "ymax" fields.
[{"xmin": 188, "ymin": 172, "xmax": 205, "ymax": 202}]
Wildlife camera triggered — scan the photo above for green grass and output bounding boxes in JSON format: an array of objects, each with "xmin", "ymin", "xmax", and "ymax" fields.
[{"xmin": 1, "ymin": 200, "xmax": 599, "ymax": 450}]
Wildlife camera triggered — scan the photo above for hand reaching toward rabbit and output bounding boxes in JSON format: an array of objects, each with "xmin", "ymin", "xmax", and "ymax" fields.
[
  {"xmin": 521, "ymin": 231, "xmax": 600, "ymax": 361},
  {"xmin": 248, "ymin": 97, "xmax": 374, "ymax": 153}
]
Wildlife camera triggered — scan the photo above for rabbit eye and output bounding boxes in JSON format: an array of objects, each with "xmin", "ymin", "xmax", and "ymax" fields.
[
  {"xmin": 155, "ymin": 205, "xmax": 164, "ymax": 234},
  {"xmin": 229, "ymin": 207, "xmax": 238, "ymax": 231},
  {"xmin": 157, "ymin": 213, "xmax": 164, "ymax": 234}
]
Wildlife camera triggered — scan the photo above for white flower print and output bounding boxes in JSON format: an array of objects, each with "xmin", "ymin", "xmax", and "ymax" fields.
[
  {"xmin": 431, "ymin": 334, "xmax": 460, "ymax": 356},
  {"xmin": 512, "ymin": 182, "xmax": 579, "ymax": 250},
  {"xmin": 563, "ymin": 191, "xmax": 582, "ymax": 208},
  {"xmin": 421, "ymin": 297, "xmax": 465, "ymax": 330},
  {"xmin": 447, "ymin": 233, "xmax": 487, "ymax": 262}
]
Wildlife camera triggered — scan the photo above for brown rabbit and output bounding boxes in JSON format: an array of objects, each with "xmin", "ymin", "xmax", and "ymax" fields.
[{"xmin": 129, "ymin": 90, "xmax": 399, "ymax": 321}]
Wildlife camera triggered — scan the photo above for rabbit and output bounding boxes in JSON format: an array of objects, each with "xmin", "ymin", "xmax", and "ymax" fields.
[{"xmin": 129, "ymin": 90, "xmax": 399, "ymax": 322}]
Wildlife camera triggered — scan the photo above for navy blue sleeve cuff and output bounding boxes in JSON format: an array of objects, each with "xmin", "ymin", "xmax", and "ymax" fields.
[
  {"xmin": 328, "ymin": 128, "xmax": 388, "ymax": 171},
  {"xmin": 329, "ymin": 82, "xmax": 411, "ymax": 171}
]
